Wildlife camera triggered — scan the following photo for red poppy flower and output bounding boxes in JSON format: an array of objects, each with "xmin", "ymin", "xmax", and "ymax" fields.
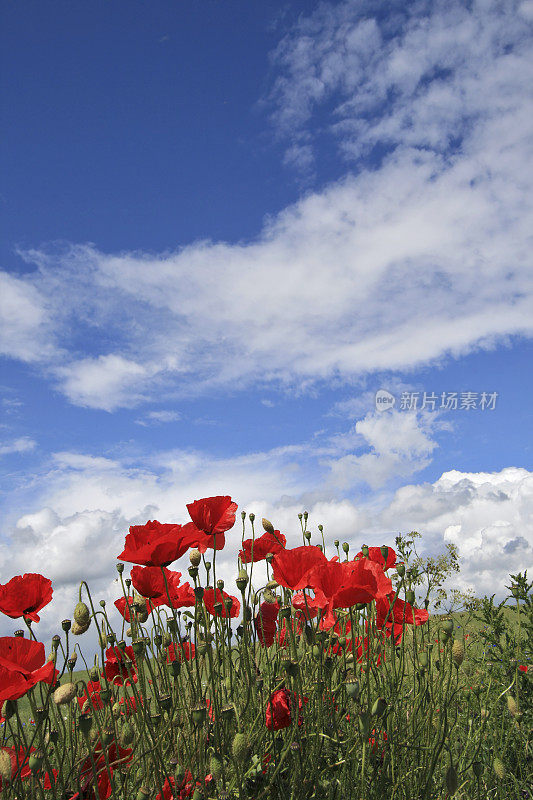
[
  {"xmin": 203, "ymin": 587, "xmax": 240, "ymax": 618},
  {"xmin": 0, "ymin": 637, "xmax": 58, "ymax": 705},
  {"xmin": 519, "ymin": 664, "xmax": 528, "ymax": 673},
  {"xmin": 78, "ymin": 680, "xmax": 105, "ymax": 714},
  {"xmin": 130, "ymin": 565, "xmax": 182, "ymax": 600},
  {"xmin": 0, "ymin": 574, "xmax": 53, "ymax": 623},
  {"xmin": 355, "ymin": 546, "xmax": 397, "ymax": 571},
  {"xmin": 79, "ymin": 741, "xmax": 133, "ymax": 800},
  {"xmin": 239, "ymin": 530, "xmax": 286, "ymax": 563},
  {"xmin": 167, "ymin": 641, "xmax": 195, "ymax": 662},
  {"xmin": 254, "ymin": 599, "xmax": 280, "ymax": 647},
  {"xmin": 104, "ymin": 645, "xmax": 137, "ymax": 686},
  {"xmin": 265, "ymin": 688, "xmax": 307, "ymax": 730},
  {"xmin": 291, "ymin": 590, "xmax": 322, "ymax": 620},
  {"xmin": 276, "ymin": 617, "xmax": 303, "ymax": 647},
  {"xmin": 179, "ymin": 495, "xmax": 238, "ymax": 553},
  {"xmin": 117, "ymin": 521, "xmax": 196, "ymax": 567},
  {"xmin": 307, "ymin": 558, "xmax": 393, "ymax": 630},
  {"xmin": 272, "ymin": 546, "xmax": 328, "ymax": 591},
  {"xmin": 375, "ymin": 591, "xmax": 429, "ymax": 643}
]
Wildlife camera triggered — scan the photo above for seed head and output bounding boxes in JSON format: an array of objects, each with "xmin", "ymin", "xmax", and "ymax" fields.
[{"xmin": 452, "ymin": 639, "xmax": 464, "ymax": 667}]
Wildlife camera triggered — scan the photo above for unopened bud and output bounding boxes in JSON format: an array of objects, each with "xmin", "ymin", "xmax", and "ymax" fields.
[
  {"xmin": 445, "ymin": 764, "xmax": 458, "ymax": 795},
  {"xmin": 493, "ymin": 757, "xmax": 505, "ymax": 779},
  {"xmin": 452, "ymin": 639, "xmax": 464, "ymax": 667},
  {"xmin": 262, "ymin": 518, "xmax": 275, "ymax": 534},
  {"xmin": 189, "ymin": 549, "xmax": 201, "ymax": 567},
  {"xmin": 71, "ymin": 618, "xmax": 91, "ymax": 635},
  {"xmin": 232, "ymin": 732, "xmax": 249, "ymax": 764},
  {"xmin": 506, "ymin": 694, "xmax": 519, "ymax": 717},
  {"xmin": 54, "ymin": 683, "xmax": 77, "ymax": 706},
  {"xmin": 0, "ymin": 749, "xmax": 12, "ymax": 782}
]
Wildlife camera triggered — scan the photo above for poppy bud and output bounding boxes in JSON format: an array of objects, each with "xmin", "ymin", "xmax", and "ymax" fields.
[
  {"xmin": 452, "ymin": 639, "xmax": 464, "ymax": 668},
  {"xmin": 419, "ymin": 652, "xmax": 429, "ymax": 668},
  {"xmin": 304, "ymin": 625, "xmax": 315, "ymax": 645},
  {"xmin": 334, "ymin": 540, "xmax": 339, "ymax": 548},
  {"xmin": 445, "ymin": 763, "xmax": 458, "ymax": 795},
  {"xmin": 472, "ymin": 761, "xmax": 483, "ymax": 779},
  {"xmin": 304, "ymin": 531, "xmax": 311, "ymax": 541},
  {"xmin": 99, "ymin": 631, "xmax": 108, "ymax": 649},
  {"xmin": 54, "ymin": 683, "xmax": 77, "ymax": 706},
  {"xmin": 361, "ymin": 545, "xmax": 369, "ymax": 558},
  {"xmin": 396, "ymin": 563, "xmax": 405, "ymax": 577},
  {"xmin": 298, "ymin": 513, "xmax": 303, "ymax": 520},
  {"xmin": 493, "ymin": 757, "xmax": 505, "ymax": 779},
  {"xmin": 72, "ymin": 618, "xmax": 91, "ymax": 635},
  {"xmin": 74, "ymin": 601, "xmax": 90, "ymax": 625},
  {"xmin": 78, "ymin": 714, "xmax": 93, "ymax": 736},
  {"xmin": 506, "ymin": 694, "xmax": 519, "ymax": 717},
  {"xmin": 380, "ymin": 545, "xmax": 389, "ymax": 563},
  {"xmin": 371, "ymin": 697, "xmax": 386, "ymax": 717},
  {"xmin": 442, "ymin": 619, "xmax": 454, "ymax": 635},
  {"xmin": 406, "ymin": 590, "xmax": 415, "ymax": 605},
  {"xmin": 342, "ymin": 543, "xmax": 349, "ymax": 553},
  {"xmin": 209, "ymin": 754, "xmax": 223, "ymax": 780},
  {"xmin": 232, "ymin": 732, "xmax": 249, "ymax": 764},
  {"xmin": 262, "ymin": 518, "xmax": 275, "ymax": 534},
  {"xmin": 0, "ymin": 750, "xmax": 11, "ymax": 783},
  {"xmin": 2, "ymin": 699, "xmax": 16, "ymax": 720},
  {"xmin": 249, "ymin": 513, "xmax": 255, "ymax": 522},
  {"xmin": 358, "ymin": 711, "xmax": 370, "ymax": 738}
]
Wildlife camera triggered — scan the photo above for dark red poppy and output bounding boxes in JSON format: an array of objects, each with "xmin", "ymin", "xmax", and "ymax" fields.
[
  {"xmin": 276, "ymin": 617, "xmax": 303, "ymax": 647},
  {"xmin": 265, "ymin": 688, "xmax": 308, "ymax": 730},
  {"xmin": 0, "ymin": 746, "xmax": 58, "ymax": 791},
  {"xmin": 203, "ymin": 587, "xmax": 240, "ymax": 619},
  {"xmin": 117, "ymin": 521, "xmax": 196, "ymax": 567},
  {"xmin": 272, "ymin": 546, "xmax": 328, "ymax": 591},
  {"xmin": 167, "ymin": 641, "xmax": 195, "ymax": 662},
  {"xmin": 104, "ymin": 645, "xmax": 137, "ymax": 686},
  {"xmin": 254, "ymin": 599, "xmax": 280, "ymax": 647},
  {"xmin": 0, "ymin": 637, "xmax": 58, "ymax": 705},
  {"xmin": 78, "ymin": 680, "xmax": 105, "ymax": 714},
  {"xmin": 239, "ymin": 530, "xmax": 286, "ymax": 563},
  {"xmin": 0, "ymin": 574, "xmax": 53, "ymax": 623},
  {"xmin": 355, "ymin": 546, "xmax": 397, "ymax": 571},
  {"xmin": 291, "ymin": 590, "xmax": 321, "ymax": 620},
  {"xmin": 79, "ymin": 741, "xmax": 133, "ymax": 800},
  {"xmin": 130, "ymin": 565, "xmax": 181, "ymax": 599},
  {"xmin": 180, "ymin": 495, "xmax": 238, "ymax": 553}
]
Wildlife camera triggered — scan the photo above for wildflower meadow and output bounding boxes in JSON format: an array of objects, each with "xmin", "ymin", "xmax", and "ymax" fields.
[{"xmin": 0, "ymin": 495, "xmax": 531, "ymax": 800}]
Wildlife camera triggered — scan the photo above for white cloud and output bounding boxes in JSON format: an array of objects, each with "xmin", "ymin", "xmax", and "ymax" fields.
[
  {"xmin": 0, "ymin": 272, "xmax": 55, "ymax": 362},
  {"xmin": 0, "ymin": 437, "xmax": 37, "ymax": 456},
  {"xmin": 135, "ymin": 410, "xmax": 182, "ymax": 426},
  {"xmin": 1, "ymin": 0, "xmax": 531, "ymax": 413}
]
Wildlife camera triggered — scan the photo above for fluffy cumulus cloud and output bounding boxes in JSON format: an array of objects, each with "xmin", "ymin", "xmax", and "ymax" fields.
[{"xmin": 0, "ymin": 1, "xmax": 530, "ymax": 411}]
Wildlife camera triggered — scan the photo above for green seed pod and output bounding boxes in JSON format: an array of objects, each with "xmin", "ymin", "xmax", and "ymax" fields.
[
  {"xmin": 452, "ymin": 639, "xmax": 464, "ymax": 667},
  {"xmin": 232, "ymin": 732, "xmax": 249, "ymax": 764},
  {"xmin": 380, "ymin": 545, "xmax": 389, "ymax": 563},
  {"xmin": 236, "ymin": 569, "xmax": 249, "ymax": 591},
  {"xmin": 345, "ymin": 678, "xmax": 360, "ymax": 700},
  {"xmin": 472, "ymin": 761, "xmax": 483, "ymax": 779},
  {"xmin": 191, "ymin": 704, "xmax": 207, "ymax": 725},
  {"xmin": 406, "ymin": 590, "xmax": 415, "ymax": 605},
  {"xmin": 442, "ymin": 619, "xmax": 454, "ymax": 635},
  {"xmin": 342, "ymin": 542, "xmax": 349, "ymax": 554},
  {"xmin": 396, "ymin": 563, "xmax": 405, "ymax": 577},
  {"xmin": 445, "ymin": 764, "xmax": 458, "ymax": 795},
  {"xmin": 102, "ymin": 727, "xmax": 114, "ymax": 746},
  {"xmin": 170, "ymin": 659, "xmax": 181, "ymax": 678},
  {"xmin": 262, "ymin": 518, "xmax": 275, "ymax": 534},
  {"xmin": 304, "ymin": 625, "xmax": 315, "ymax": 645},
  {"xmin": 62, "ymin": 619, "xmax": 71, "ymax": 632},
  {"xmin": 136, "ymin": 788, "xmax": 151, "ymax": 800},
  {"xmin": 312, "ymin": 645, "xmax": 322, "ymax": 659},
  {"xmin": 78, "ymin": 714, "xmax": 93, "ymax": 736},
  {"xmin": 493, "ymin": 757, "xmax": 505, "ymax": 779},
  {"xmin": 54, "ymin": 683, "xmax": 77, "ymax": 706},
  {"xmin": 361, "ymin": 545, "xmax": 369, "ymax": 558},
  {"xmin": 120, "ymin": 721, "xmax": 134, "ymax": 746},
  {"xmin": 371, "ymin": 697, "xmax": 387, "ymax": 718},
  {"xmin": 419, "ymin": 652, "xmax": 429, "ymax": 668},
  {"xmin": 0, "ymin": 749, "xmax": 12, "ymax": 783},
  {"xmin": 358, "ymin": 711, "xmax": 370, "ymax": 738}
]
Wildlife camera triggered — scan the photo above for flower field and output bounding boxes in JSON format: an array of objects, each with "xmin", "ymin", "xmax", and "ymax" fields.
[{"xmin": 0, "ymin": 495, "xmax": 531, "ymax": 799}]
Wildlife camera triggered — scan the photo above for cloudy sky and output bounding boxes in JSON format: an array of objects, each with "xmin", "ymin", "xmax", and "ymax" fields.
[{"xmin": 1, "ymin": 0, "xmax": 532, "ymax": 639}]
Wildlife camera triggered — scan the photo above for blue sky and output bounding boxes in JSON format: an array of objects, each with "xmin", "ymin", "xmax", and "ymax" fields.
[{"xmin": 1, "ymin": 0, "xmax": 532, "ymax": 636}]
